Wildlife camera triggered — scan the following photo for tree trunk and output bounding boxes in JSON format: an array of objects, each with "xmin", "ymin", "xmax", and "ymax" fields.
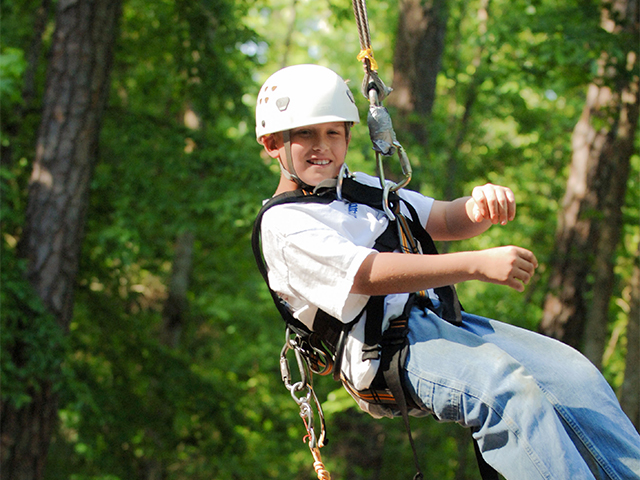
[
  {"xmin": 580, "ymin": 102, "xmax": 636, "ymax": 366},
  {"xmin": 0, "ymin": 384, "xmax": 59, "ymax": 480},
  {"xmin": 539, "ymin": 0, "xmax": 638, "ymax": 358},
  {"xmin": 19, "ymin": 0, "xmax": 122, "ymax": 329},
  {"xmin": 281, "ymin": 0, "xmax": 298, "ymax": 68},
  {"xmin": 3, "ymin": 1, "xmax": 122, "ymax": 478},
  {"xmin": 161, "ymin": 230, "xmax": 195, "ymax": 348},
  {"xmin": 390, "ymin": 0, "xmax": 449, "ymax": 147},
  {"xmin": 620, "ymin": 246, "xmax": 640, "ymax": 431}
]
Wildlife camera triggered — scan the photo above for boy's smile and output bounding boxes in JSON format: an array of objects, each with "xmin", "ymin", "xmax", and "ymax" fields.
[{"xmin": 264, "ymin": 121, "xmax": 350, "ymax": 190}]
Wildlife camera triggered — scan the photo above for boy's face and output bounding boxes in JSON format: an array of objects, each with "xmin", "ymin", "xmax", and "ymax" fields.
[{"xmin": 263, "ymin": 122, "xmax": 350, "ymax": 187}]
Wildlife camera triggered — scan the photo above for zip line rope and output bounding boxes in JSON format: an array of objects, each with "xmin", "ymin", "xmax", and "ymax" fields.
[{"xmin": 352, "ymin": 0, "xmax": 379, "ymax": 70}]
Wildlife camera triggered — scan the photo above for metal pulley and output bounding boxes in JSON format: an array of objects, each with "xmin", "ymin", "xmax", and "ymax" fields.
[{"xmin": 364, "ymin": 83, "xmax": 412, "ymax": 220}]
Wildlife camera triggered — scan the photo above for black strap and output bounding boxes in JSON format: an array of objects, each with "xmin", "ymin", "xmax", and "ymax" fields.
[
  {"xmin": 251, "ymin": 190, "xmax": 337, "ymax": 335},
  {"xmin": 378, "ymin": 313, "xmax": 423, "ymax": 480},
  {"xmin": 334, "ymin": 176, "xmax": 396, "ymax": 208},
  {"xmin": 362, "ymin": 296, "xmax": 385, "ymax": 361},
  {"xmin": 472, "ymin": 429, "xmax": 500, "ymax": 480}
]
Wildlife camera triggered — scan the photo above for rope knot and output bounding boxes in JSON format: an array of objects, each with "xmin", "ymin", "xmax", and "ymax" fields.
[{"xmin": 357, "ymin": 47, "xmax": 379, "ymax": 71}]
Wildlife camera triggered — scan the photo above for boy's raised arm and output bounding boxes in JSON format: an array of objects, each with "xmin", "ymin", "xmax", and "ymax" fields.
[{"xmin": 426, "ymin": 184, "xmax": 517, "ymax": 241}]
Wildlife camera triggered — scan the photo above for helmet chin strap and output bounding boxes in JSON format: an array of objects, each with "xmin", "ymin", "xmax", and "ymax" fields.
[{"xmin": 281, "ymin": 130, "xmax": 314, "ymax": 191}]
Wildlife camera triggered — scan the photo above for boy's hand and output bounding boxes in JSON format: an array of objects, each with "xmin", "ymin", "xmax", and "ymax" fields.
[
  {"xmin": 470, "ymin": 183, "xmax": 516, "ymax": 226},
  {"xmin": 478, "ymin": 246, "xmax": 538, "ymax": 292}
]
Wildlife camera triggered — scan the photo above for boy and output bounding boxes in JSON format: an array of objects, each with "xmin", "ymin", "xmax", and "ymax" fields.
[{"xmin": 255, "ymin": 64, "xmax": 640, "ymax": 479}]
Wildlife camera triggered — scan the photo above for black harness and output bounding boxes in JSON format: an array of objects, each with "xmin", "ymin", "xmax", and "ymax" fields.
[{"xmin": 252, "ymin": 177, "xmax": 498, "ymax": 480}]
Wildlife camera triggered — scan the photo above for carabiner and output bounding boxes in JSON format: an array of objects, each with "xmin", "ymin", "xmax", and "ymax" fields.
[
  {"xmin": 382, "ymin": 181, "xmax": 396, "ymax": 221},
  {"xmin": 336, "ymin": 163, "xmax": 351, "ymax": 202},
  {"xmin": 391, "ymin": 143, "xmax": 412, "ymax": 192},
  {"xmin": 299, "ymin": 396, "xmax": 318, "ymax": 449}
]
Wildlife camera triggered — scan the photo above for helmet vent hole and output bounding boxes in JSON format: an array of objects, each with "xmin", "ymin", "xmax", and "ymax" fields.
[{"xmin": 276, "ymin": 97, "xmax": 290, "ymax": 111}]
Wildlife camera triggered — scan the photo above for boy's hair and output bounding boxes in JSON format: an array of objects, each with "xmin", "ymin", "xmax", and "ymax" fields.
[{"xmin": 255, "ymin": 64, "xmax": 359, "ymax": 143}]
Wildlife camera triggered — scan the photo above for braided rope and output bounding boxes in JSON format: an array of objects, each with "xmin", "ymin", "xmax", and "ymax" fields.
[
  {"xmin": 311, "ymin": 447, "xmax": 331, "ymax": 480},
  {"xmin": 351, "ymin": 0, "xmax": 371, "ymax": 49},
  {"xmin": 352, "ymin": 0, "xmax": 379, "ymax": 71}
]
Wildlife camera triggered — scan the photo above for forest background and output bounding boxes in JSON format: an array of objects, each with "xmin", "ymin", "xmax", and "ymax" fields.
[{"xmin": 1, "ymin": 0, "xmax": 638, "ymax": 479}]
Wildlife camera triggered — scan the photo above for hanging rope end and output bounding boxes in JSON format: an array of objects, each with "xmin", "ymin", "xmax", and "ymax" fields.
[{"xmin": 311, "ymin": 447, "xmax": 332, "ymax": 480}]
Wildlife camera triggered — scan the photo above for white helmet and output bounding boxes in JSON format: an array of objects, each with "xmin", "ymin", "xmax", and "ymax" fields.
[{"xmin": 255, "ymin": 64, "xmax": 360, "ymax": 142}]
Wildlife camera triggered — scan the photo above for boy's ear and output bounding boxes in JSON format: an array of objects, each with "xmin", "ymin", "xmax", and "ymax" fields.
[
  {"xmin": 262, "ymin": 133, "xmax": 282, "ymax": 159},
  {"xmin": 344, "ymin": 122, "xmax": 352, "ymax": 148}
]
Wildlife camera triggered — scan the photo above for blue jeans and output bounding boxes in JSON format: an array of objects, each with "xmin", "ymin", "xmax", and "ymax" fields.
[{"xmin": 403, "ymin": 305, "xmax": 640, "ymax": 480}]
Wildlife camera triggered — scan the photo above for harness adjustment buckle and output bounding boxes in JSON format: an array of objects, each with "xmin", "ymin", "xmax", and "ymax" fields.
[{"xmin": 361, "ymin": 344, "xmax": 382, "ymax": 361}]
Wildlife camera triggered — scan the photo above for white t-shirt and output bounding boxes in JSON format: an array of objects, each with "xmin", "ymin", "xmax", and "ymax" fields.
[{"xmin": 261, "ymin": 173, "xmax": 435, "ymax": 414}]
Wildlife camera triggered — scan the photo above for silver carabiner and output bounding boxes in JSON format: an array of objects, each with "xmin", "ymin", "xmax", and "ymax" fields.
[
  {"xmin": 336, "ymin": 163, "xmax": 351, "ymax": 202},
  {"xmin": 382, "ymin": 181, "xmax": 396, "ymax": 221},
  {"xmin": 298, "ymin": 396, "xmax": 317, "ymax": 448},
  {"xmin": 390, "ymin": 143, "xmax": 412, "ymax": 192},
  {"xmin": 290, "ymin": 381, "xmax": 311, "ymax": 404}
]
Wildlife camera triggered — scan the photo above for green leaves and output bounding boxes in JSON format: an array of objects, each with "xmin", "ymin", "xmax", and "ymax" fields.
[
  {"xmin": 0, "ymin": 47, "xmax": 26, "ymax": 105},
  {"xmin": 0, "ymin": 245, "xmax": 68, "ymax": 409}
]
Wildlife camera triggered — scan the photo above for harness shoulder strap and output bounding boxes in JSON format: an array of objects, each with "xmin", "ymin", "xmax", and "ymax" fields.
[{"xmin": 251, "ymin": 190, "xmax": 326, "ymax": 337}]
